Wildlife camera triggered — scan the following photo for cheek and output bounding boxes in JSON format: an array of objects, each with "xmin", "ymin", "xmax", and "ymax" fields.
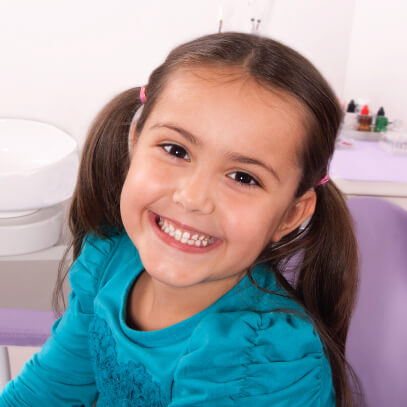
[
  {"xmin": 120, "ymin": 154, "xmax": 178, "ymax": 223},
  {"xmin": 123, "ymin": 157, "xmax": 164, "ymax": 198},
  {"xmin": 120, "ymin": 159, "xmax": 149, "ymax": 222},
  {"xmin": 222, "ymin": 199, "xmax": 278, "ymax": 248}
]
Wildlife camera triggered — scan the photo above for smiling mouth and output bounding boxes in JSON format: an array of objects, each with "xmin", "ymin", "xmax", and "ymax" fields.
[{"xmin": 154, "ymin": 214, "xmax": 216, "ymax": 248}]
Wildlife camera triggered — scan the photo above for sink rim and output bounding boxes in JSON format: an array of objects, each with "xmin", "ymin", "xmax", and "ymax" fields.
[
  {"xmin": 0, "ymin": 117, "xmax": 80, "ymax": 212},
  {"xmin": 0, "ymin": 117, "xmax": 78, "ymax": 176}
]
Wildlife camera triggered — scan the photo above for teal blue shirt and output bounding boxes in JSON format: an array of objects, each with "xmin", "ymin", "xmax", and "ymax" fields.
[{"xmin": 1, "ymin": 232, "xmax": 335, "ymax": 406}]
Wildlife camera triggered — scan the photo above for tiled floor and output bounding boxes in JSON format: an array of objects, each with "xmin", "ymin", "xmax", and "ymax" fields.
[{"xmin": 8, "ymin": 345, "xmax": 41, "ymax": 378}]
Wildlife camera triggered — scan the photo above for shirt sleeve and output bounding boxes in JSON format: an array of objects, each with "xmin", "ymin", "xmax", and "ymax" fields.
[
  {"xmin": 0, "ymin": 233, "xmax": 118, "ymax": 407},
  {"xmin": 169, "ymin": 311, "xmax": 336, "ymax": 407}
]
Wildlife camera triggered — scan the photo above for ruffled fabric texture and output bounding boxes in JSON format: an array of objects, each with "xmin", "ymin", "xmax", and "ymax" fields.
[
  {"xmin": 89, "ymin": 316, "xmax": 166, "ymax": 407},
  {"xmin": 169, "ymin": 310, "xmax": 335, "ymax": 406},
  {"xmin": 68, "ymin": 233, "xmax": 119, "ymax": 314}
]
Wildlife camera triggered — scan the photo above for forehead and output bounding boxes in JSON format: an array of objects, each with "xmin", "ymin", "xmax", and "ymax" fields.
[{"xmin": 148, "ymin": 67, "xmax": 306, "ymax": 170}]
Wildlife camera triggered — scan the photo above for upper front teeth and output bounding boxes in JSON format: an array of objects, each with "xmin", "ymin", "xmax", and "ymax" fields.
[{"xmin": 158, "ymin": 217, "xmax": 214, "ymax": 246}]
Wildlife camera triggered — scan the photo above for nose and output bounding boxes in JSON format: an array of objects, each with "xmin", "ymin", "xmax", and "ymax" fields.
[{"xmin": 172, "ymin": 167, "xmax": 215, "ymax": 214}]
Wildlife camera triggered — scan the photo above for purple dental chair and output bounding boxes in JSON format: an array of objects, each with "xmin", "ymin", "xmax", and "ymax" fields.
[
  {"xmin": 0, "ymin": 308, "xmax": 56, "ymax": 390},
  {"xmin": 346, "ymin": 197, "xmax": 407, "ymax": 406}
]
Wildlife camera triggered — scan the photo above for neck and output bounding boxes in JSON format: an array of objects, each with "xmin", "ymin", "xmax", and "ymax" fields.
[{"xmin": 133, "ymin": 270, "xmax": 246, "ymax": 331}]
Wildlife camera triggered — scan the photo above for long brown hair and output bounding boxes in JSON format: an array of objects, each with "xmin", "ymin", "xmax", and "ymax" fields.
[{"xmin": 53, "ymin": 32, "xmax": 361, "ymax": 406}]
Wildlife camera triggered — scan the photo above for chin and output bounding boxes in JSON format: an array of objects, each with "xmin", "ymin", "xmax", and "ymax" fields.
[{"xmin": 138, "ymin": 252, "xmax": 195, "ymax": 285}]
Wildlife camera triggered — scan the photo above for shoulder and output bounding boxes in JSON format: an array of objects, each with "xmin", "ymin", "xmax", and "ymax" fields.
[
  {"xmin": 69, "ymin": 231, "xmax": 128, "ymax": 301},
  {"xmin": 189, "ymin": 309, "xmax": 323, "ymax": 364},
  {"xmin": 172, "ymin": 310, "xmax": 335, "ymax": 406}
]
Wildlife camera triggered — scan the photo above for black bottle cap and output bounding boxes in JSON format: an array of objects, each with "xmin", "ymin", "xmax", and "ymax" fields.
[
  {"xmin": 377, "ymin": 107, "xmax": 385, "ymax": 116},
  {"xmin": 347, "ymin": 99, "xmax": 356, "ymax": 113}
]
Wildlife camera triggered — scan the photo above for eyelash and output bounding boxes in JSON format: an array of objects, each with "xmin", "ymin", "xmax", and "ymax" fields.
[{"xmin": 158, "ymin": 143, "xmax": 261, "ymax": 188}]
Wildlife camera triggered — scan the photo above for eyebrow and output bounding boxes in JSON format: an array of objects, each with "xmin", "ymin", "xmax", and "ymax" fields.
[
  {"xmin": 149, "ymin": 122, "xmax": 281, "ymax": 183},
  {"xmin": 150, "ymin": 123, "xmax": 200, "ymax": 145}
]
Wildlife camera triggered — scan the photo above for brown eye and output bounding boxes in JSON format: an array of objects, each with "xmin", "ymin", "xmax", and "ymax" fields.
[
  {"xmin": 161, "ymin": 144, "xmax": 190, "ymax": 161},
  {"xmin": 228, "ymin": 171, "xmax": 260, "ymax": 187}
]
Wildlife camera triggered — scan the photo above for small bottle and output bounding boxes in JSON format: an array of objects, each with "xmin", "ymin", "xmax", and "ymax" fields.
[
  {"xmin": 357, "ymin": 105, "xmax": 372, "ymax": 132},
  {"xmin": 343, "ymin": 99, "xmax": 358, "ymax": 130},
  {"xmin": 347, "ymin": 100, "xmax": 356, "ymax": 113},
  {"xmin": 374, "ymin": 107, "xmax": 388, "ymax": 132}
]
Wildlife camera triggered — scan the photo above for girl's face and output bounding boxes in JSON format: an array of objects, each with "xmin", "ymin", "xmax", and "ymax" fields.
[{"xmin": 120, "ymin": 67, "xmax": 315, "ymax": 290}]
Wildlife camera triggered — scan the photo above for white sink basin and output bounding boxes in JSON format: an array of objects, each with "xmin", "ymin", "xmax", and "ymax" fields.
[{"xmin": 0, "ymin": 118, "xmax": 79, "ymax": 217}]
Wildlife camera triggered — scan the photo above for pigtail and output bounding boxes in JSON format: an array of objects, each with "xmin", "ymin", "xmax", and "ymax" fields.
[
  {"xmin": 296, "ymin": 181, "xmax": 361, "ymax": 406},
  {"xmin": 297, "ymin": 181, "xmax": 358, "ymax": 347},
  {"xmin": 72, "ymin": 87, "xmax": 144, "ymax": 241},
  {"xmin": 52, "ymin": 87, "xmax": 144, "ymax": 315},
  {"xmin": 256, "ymin": 179, "xmax": 361, "ymax": 406}
]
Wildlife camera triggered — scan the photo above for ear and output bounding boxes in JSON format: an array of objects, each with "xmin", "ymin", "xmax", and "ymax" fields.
[
  {"xmin": 129, "ymin": 120, "xmax": 138, "ymax": 147},
  {"xmin": 270, "ymin": 189, "xmax": 316, "ymax": 243}
]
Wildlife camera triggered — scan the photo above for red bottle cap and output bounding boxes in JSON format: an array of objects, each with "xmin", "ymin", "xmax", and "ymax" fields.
[{"xmin": 360, "ymin": 105, "xmax": 369, "ymax": 115}]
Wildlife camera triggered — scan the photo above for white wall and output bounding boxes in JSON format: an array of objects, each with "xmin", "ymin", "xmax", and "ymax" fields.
[
  {"xmin": 266, "ymin": 0, "xmax": 355, "ymax": 102},
  {"xmin": 0, "ymin": 0, "xmax": 406, "ymax": 148},
  {"xmin": 0, "ymin": 0, "xmax": 223, "ymax": 146},
  {"xmin": 343, "ymin": 0, "xmax": 407, "ymax": 127}
]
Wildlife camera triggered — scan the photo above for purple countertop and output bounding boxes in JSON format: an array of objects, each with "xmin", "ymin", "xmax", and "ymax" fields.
[{"xmin": 331, "ymin": 139, "xmax": 407, "ymax": 183}]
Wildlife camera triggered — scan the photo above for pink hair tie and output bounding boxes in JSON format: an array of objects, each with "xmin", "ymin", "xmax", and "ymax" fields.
[
  {"xmin": 140, "ymin": 86, "xmax": 147, "ymax": 104},
  {"xmin": 315, "ymin": 174, "xmax": 330, "ymax": 187}
]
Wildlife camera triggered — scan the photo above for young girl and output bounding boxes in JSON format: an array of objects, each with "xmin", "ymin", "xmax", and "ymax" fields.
[{"xmin": 0, "ymin": 32, "xmax": 360, "ymax": 406}]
